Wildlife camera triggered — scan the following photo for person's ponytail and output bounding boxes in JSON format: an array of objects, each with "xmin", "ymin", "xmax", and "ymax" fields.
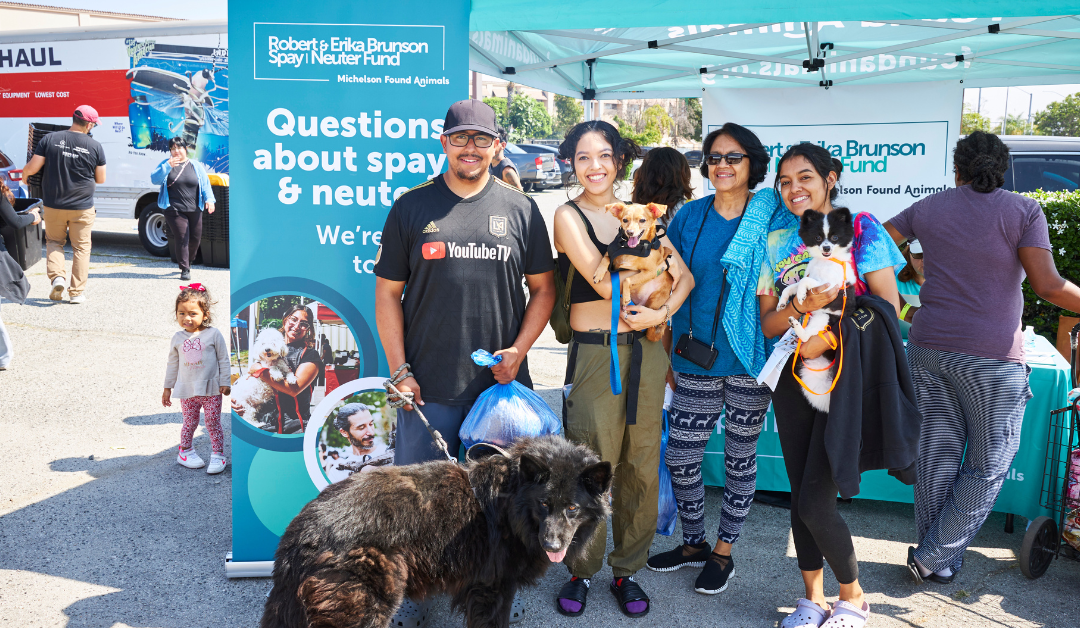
[
  {"xmin": 953, "ymin": 131, "xmax": 1009, "ymax": 193},
  {"xmin": 829, "ymin": 158, "xmax": 844, "ymax": 200}
]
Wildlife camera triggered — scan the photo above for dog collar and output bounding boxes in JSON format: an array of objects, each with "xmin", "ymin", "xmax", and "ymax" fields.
[{"xmin": 607, "ymin": 225, "xmax": 666, "ymax": 261}]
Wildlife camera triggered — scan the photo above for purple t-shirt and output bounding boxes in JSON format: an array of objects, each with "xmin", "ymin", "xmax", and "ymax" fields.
[{"xmin": 890, "ymin": 185, "xmax": 1051, "ymax": 363}]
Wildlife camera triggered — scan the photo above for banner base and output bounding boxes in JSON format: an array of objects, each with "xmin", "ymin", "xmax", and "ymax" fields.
[{"xmin": 225, "ymin": 552, "xmax": 273, "ymax": 578}]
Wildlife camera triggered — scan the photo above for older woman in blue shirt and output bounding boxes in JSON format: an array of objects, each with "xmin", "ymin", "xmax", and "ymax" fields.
[
  {"xmin": 646, "ymin": 123, "xmax": 794, "ymax": 596},
  {"xmin": 151, "ymin": 137, "xmax": 216, "ymax": 280}
]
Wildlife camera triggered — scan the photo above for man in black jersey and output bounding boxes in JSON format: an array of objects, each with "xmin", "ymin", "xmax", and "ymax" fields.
[{"xmin": 374, "ymin": 99, "xmax": 555, "ymax": 465}]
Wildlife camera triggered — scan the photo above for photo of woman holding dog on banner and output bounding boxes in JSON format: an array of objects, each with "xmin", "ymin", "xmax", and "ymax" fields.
[
  {"xmin": 552, "ymin": 120, "xmax": 693, "ymax": 618},
  {"xmin": 645, "ymin": 124, "xmax": 795, "ymax": 596},
  {"xmin": 757, "ymin": 143, "xmax": 908, "ymax": 628}
]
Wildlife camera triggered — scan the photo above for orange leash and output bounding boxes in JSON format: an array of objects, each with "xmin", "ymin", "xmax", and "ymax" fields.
[{"xmin": 791, "ymin": 259, "xmax": 849, "ymax": 397}]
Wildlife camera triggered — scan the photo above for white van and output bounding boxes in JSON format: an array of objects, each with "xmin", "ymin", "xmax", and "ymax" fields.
[{"xmin": 0, "ymin": 20, "xmax": 228, "ymax": 256}]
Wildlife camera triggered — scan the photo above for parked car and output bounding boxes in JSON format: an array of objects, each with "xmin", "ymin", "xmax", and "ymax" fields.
[
  {"xmin": 683, "ymin": 149, "xmax": 703, "ymax": 168},
  {"xmin": 503, "ymin": 143, "xmax": 560, "ymax": 192},
  {"xmin": 0, "ymin": 149, "xmax": 25, "ymax": 197},
  {"xmin": 518, "ymin": 143, "xmax": 575, "ymax": 187},
  {"xmin": 999, "ymin": 136, "xmax": 1080, "ymax": 193}
]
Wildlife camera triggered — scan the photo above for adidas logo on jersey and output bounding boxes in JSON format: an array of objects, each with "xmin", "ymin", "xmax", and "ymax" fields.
[{"xmin": 422, "ymin": 221, "xmax": 439, "ymax": 234}]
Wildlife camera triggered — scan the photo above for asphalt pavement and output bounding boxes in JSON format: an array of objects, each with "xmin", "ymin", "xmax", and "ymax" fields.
[{"xmin": 1, "ymin": 193, "xmax": 1079, "ymax": 628}]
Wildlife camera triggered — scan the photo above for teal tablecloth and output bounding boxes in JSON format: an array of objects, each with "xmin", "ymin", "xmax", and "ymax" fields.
[{"xmin": 702, "ymin": 336, "xmax": 1072, "ymax": 521}]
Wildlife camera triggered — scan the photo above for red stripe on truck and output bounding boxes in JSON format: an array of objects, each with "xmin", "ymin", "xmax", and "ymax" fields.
[{"xmin": 0, "ymin": 69, "xmax": 131, "ymax": 118}]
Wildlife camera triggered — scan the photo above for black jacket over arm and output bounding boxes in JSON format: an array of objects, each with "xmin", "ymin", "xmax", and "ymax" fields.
[
  {"xmin": 0, "ymin": 196, "xmax": 32, "ymax": 303},
  {"xmin": 826, "ymin": 295, "xmax": 922, "ymax": 498}
]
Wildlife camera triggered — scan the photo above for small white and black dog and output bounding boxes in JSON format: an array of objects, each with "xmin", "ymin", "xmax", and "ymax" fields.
[
  {"xmin": 232, "ymin": 327, "xmax": 296, "ymax": 427},
  {"xmin": 776, "ymin": 207, "xmax": 857, "ymax": 412}
]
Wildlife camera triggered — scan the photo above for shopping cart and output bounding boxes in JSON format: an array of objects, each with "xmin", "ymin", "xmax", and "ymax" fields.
[{"xmin": 1019, "ymin": 321, "xmax": 1080, "ymax": 579}]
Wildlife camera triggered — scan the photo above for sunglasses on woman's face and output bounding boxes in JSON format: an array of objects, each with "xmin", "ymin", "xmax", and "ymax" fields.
[
  {"xmin": 911, "ymin": 253, "xmax": 923, "ymax": 260},
  {"xmin": 706, "ymin": 152, "xmax": 748, "ymax": 166}
]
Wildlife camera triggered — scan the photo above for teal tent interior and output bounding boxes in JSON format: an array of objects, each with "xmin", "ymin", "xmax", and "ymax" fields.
[{"xmin": 467, "ymin": 5, "xmax": 1080, "ymax": 99}]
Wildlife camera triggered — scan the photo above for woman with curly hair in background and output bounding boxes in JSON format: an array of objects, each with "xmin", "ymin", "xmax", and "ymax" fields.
[{"xmin": 885, "ymin": 131, "xmax": 1080, "ymax": 585}]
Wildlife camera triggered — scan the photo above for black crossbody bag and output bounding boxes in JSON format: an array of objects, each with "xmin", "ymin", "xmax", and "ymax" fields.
[{"xmin": 673, "ymin": 195, "xmax": 746, "ymax": 370}]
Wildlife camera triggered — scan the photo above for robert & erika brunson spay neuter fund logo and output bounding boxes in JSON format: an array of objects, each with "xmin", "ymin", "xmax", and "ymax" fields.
[{"xmin": 255, "ymin": 22, "xmax": 448, "ymax": 88}]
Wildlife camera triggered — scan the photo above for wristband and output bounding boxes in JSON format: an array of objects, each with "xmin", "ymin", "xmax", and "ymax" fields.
[
  {"xmin": 900, "ymin": 303, "xmax": 912, "ymax": 321},
  {"xmin": 791, "ymin": 300, "xmax": 803, "ymax": 315}
]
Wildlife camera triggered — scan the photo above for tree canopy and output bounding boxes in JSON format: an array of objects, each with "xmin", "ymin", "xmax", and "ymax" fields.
[{"xmin": 1034, "ymin": 92, "xmax": 1080, "ymax": 137}]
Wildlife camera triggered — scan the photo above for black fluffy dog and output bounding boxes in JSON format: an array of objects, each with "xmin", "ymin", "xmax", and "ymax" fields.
[{"xmin": 261, "ymin": 436, "xmax": 613, "ymax": 628}]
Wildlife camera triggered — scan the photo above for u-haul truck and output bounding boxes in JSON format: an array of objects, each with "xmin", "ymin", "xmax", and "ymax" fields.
[{"xmin": 0, "ymin": 20, "xmax": 227, "ymax": 256}]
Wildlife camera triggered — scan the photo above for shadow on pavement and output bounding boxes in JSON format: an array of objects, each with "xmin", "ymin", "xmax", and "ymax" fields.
[{"xmin": 0, "ymin": 420, "xmax": 267, "ymax": 628}]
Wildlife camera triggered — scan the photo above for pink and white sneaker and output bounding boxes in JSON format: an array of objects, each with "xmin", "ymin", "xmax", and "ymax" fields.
[
  {"xmin": 207, "ymin": 454, "xmax": 227, "ymax": 475},
  {"xmin": 177, "ymin": 447, "xmax": 205, "ymax": 469}
]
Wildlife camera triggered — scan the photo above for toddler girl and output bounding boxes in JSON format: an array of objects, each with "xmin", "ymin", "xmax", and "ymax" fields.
[{"xmin": 163, "ymin": 283, "xmax": 231, "ymax": 474}]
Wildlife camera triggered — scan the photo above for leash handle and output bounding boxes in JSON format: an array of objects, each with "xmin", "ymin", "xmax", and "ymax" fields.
[
  {"xmin": 609, "ymin": 271, "xmax": 623, "ymax": 396},
  {"xmin": 384, "ymin": 364, "xmax": 454, "ymax": 462}
]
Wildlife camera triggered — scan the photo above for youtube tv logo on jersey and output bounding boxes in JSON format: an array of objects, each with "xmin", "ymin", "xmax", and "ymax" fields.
[{"xmin": 422, "ymin": 241, "xmax": 446, "ymax": 260}]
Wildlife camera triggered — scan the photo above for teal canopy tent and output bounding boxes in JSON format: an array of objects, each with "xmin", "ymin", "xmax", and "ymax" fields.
[{"xmin": 467, "ymin": 5, "xmax": 1080, "ymax": 98}]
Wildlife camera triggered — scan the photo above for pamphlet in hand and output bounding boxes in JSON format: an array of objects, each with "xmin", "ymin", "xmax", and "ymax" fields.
[{"xmin": 757, "ymin": 329, "xmax": 799, "ymax": 391}]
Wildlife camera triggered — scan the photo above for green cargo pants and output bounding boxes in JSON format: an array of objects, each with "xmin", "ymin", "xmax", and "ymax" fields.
[{"xmin": 563, "ymin": 336, "xmax": 667, "ymax": 578}]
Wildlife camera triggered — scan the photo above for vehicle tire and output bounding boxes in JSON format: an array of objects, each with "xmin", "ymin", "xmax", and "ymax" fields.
[
  {"xmin": 1019, "ymin": 516, "xmax": 1057, "ymax": 579},
  {"xmin": 138, "ymin": 206, "xmax": 171, "ymax": 257},
  {"xmin": 522, "ymin": 182, "xmax": 534, "ymax": 193}
]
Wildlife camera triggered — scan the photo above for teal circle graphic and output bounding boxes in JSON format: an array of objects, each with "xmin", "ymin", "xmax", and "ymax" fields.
[{"xmin": 247, "ymin": 448, "xmax": 320, "ymax": 536}]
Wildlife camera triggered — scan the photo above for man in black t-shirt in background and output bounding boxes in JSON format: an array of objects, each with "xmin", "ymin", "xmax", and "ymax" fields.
[
  {"xmin": 22, "ymin": 105, "xmax": 106, "ymax": 304},
  {"xmin": 374, "ymin": 99, "xmax": 555, "ymax": 466},
  {"xmin": 489, "ymin": 125, "xmax": 523, "ymax": 191}
]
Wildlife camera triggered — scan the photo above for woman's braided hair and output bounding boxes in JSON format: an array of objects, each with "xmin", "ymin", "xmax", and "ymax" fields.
[{"xmin": 953, "ymin": 131, "xmax": 1010, "ymax": 193}]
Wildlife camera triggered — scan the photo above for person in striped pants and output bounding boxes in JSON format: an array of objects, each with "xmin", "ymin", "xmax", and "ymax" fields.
[{"xmin": 886, "ymin": 131, "xmax": 1080, "ymax": 584}]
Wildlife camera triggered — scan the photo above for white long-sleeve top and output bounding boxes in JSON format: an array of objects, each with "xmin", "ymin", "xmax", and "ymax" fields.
[{"xmin": 164, "ymin": 327, "xmax": 231, "ymax": 398}]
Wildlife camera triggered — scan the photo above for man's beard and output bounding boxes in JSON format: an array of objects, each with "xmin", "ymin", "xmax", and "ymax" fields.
[
  {"xmin": 452, "ymin": 153, "xmax": 485, "ymax": 181},
  {"xmin": 348, "ymin": 433, "xmax": 374, "ymax": 453}
]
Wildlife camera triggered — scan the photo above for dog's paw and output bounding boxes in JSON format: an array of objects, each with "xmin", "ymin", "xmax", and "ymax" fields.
[
  {"xmin": 285, "ymin": 373, "xmax": 297, "ymax": 385},
  {"xmin": 776, "ymin": 296, "xmax": 789, "ymax": 311},
  {"xmin": 268, "ymin": 367, "xmax": 285, "ymax": 382},
  {"xmin": 788, "ymin": 316, "xmax": 801, "ymax": 329}
]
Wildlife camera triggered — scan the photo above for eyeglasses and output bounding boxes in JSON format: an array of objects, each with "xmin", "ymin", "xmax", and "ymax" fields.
[
  {"xmin": 285, "ymin": 316, "xmax": 312, "ymax": 331},
  {"xmin": 447, "ymin": 132, "xmax": 495, "ymax": 148},
  {"xmin": 706, "ymin": 153, "xmax": 748, "ymax": 166},
  {"xmin": 911, "ymin": 253, "xmax": 923, "ymax": 260}
]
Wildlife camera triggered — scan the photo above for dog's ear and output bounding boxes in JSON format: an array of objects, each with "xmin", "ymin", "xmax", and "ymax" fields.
[
  {"xmin": 831, "ymin": 206, "xmax": 853, "ymax": 225},
  {"xmin": 605, "ymin": 202, "xmax": 626, "ymax": 218},
  {"xmin": 646, "ymin": 202, "xmax": 667, "ymax": 219},
  {"xmin": 800, "ymin": 209, "xmax": 821, "ymax": 227},
  {"xmin": 578, "ymin": 461, "xmax": 613, "ymax": 497},
  {"xmin": 518, "ymin": 454, "xmax": 550, "ymax": 485}
]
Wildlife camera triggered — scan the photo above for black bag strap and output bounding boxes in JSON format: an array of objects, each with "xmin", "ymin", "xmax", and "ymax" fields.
[{"xmin": 559, "ymin": 200, "xmax": 599, "ymax": 308}]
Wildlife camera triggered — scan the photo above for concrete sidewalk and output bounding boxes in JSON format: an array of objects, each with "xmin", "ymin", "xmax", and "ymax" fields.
[{"xmin": 1, "ymin": 215, "xmax": 1078, "ymax": 628}]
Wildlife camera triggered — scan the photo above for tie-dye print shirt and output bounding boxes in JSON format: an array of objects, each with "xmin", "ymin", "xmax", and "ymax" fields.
[{"xmin": 756, "ymin": 211, "xmax": 905, "ymax": 298}]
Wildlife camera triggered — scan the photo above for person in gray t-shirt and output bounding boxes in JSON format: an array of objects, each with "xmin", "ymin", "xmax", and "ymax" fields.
[{"xmin": 885, "ymin": 131, "xmax": 1080, "ymax": 585}]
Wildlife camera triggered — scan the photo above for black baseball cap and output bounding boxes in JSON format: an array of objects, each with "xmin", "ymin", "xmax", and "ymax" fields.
[{"xmin": 442, "ymin": 99, "xmax": 498, "ymax": 137}]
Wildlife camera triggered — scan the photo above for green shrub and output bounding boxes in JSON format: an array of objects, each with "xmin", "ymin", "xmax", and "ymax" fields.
[{"xmin": 1020, "ymin": 190, "xmax": 1080, "ymax": 338}]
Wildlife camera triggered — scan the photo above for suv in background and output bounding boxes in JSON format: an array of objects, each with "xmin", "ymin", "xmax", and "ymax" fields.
[
  {"xmin": 1001, "ymin": 136, "xmax": 1080, "ymax": 193},
  {"xmin": 517, "ymin": 143, "xmax": 574, "ymax": 187},
  {"xmin": 503, "ymin": 143, "xmax": 560, "ymax": 192}
]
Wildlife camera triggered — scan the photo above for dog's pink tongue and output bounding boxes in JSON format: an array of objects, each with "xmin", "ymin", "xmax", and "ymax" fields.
[
  {"xmin": 627, "ymin": 235, "xmax": 640, "ymax": 248},
  {"xmin": 546, "ymin": 549, "xmax": 568, "ymax": 563}
]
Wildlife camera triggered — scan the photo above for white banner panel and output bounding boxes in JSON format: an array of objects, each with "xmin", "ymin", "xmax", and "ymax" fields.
[{"xmin": 702, "ymin": 82, "xmax": 961, "ymax": 221}]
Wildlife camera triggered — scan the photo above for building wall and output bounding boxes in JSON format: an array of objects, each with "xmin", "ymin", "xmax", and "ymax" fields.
[{"xmin": 0, "ymin": 2, "xmax": 171, "ymax": 32}]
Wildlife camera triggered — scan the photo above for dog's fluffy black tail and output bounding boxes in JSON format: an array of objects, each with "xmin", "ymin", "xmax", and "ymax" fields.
[{"xmin": 261, "ymin": 547, "xmax": 408, "ymax": 628}]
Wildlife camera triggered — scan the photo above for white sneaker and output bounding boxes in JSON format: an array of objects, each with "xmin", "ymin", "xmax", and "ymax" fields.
[
  {"xmin": 69, "ymin": 294, "xmax": 86, "ymax": 304},
  {"xmin": 177, "ymin": 447, "xmax": 205, "ymax": 469},
  {"xmin": 207, "ymin": 453, "xmax": 227, "ymax": 474},
  {"xmin": 49, "ymin": 277, "xmax": 66, "ymax": 301}
]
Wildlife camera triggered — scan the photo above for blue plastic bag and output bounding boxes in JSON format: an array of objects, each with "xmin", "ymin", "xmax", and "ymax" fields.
[
  {"xmin": 657, "ymin": 409, "xmax": 678, "ymax": 536},
  {"xmin": 459, "ymin": 350, "xmax": 563, "ymax": 449}
]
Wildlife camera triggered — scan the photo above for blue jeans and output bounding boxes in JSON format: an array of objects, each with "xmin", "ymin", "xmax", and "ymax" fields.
[{"xmin": 395, "ymin": 401, "xmax": 474, "ymax": 465}]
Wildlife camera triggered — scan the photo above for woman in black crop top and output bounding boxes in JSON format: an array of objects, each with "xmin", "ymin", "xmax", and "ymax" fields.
[{"xmin": 550, "ymin": 121, "xmax": 693, "ymax": 619}]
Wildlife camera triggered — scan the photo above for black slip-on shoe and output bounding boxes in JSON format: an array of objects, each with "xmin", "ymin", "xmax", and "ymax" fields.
[
  {"xmin": 906, "ymin": 546, "xmax": 924, "ymax": 584},
  {"xmin": 694, "ymin": 554, "xmax": 735, "ymax": 594},
  {"xmin": 646, "ymin": 542, "xmax": 710, "ymax": 572}
]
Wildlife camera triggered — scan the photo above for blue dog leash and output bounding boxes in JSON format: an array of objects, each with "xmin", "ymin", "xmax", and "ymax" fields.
[{"xmin": 609, "ymin": 271, "xmax": 622, "ymax": 396}]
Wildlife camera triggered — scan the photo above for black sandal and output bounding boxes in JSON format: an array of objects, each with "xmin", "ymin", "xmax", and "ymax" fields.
[
  {"xmin": 609, "ymin": 576, "xmax": 650, "ymax": 618},
  {"xmin": 555, "ymin": 577, "xmax": 589, "ymax": 617}
]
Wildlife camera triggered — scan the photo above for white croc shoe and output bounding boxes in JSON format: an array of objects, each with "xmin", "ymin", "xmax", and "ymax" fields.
[
  {"xmin": 821, "ymin": 600, "xmax": 870, "ymax": 628},
  {"xmin": 509, "ymin": 592, "xmax": 525, "ymax": 623},
  {"xmin": 390, "ymin": 598, "xmax": 430, "ymax": 628},
  {"xmin": 781, "ymin": 599, "xmax": 831, "ymax": 628}
]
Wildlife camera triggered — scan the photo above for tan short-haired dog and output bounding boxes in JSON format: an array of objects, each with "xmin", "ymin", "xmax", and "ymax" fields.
[{"xmin": 592, "ymin": 201, "xmax": 676, "ymax": 342}]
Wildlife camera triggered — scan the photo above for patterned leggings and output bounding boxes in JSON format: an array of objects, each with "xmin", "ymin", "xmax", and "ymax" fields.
[
  {"xmin": 180, "ymin": 395, "xmax": 224, "ymax": 454},
  {"xmin": 666, "ymin": 373, "xmax": 772, "ymax": 546}
]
